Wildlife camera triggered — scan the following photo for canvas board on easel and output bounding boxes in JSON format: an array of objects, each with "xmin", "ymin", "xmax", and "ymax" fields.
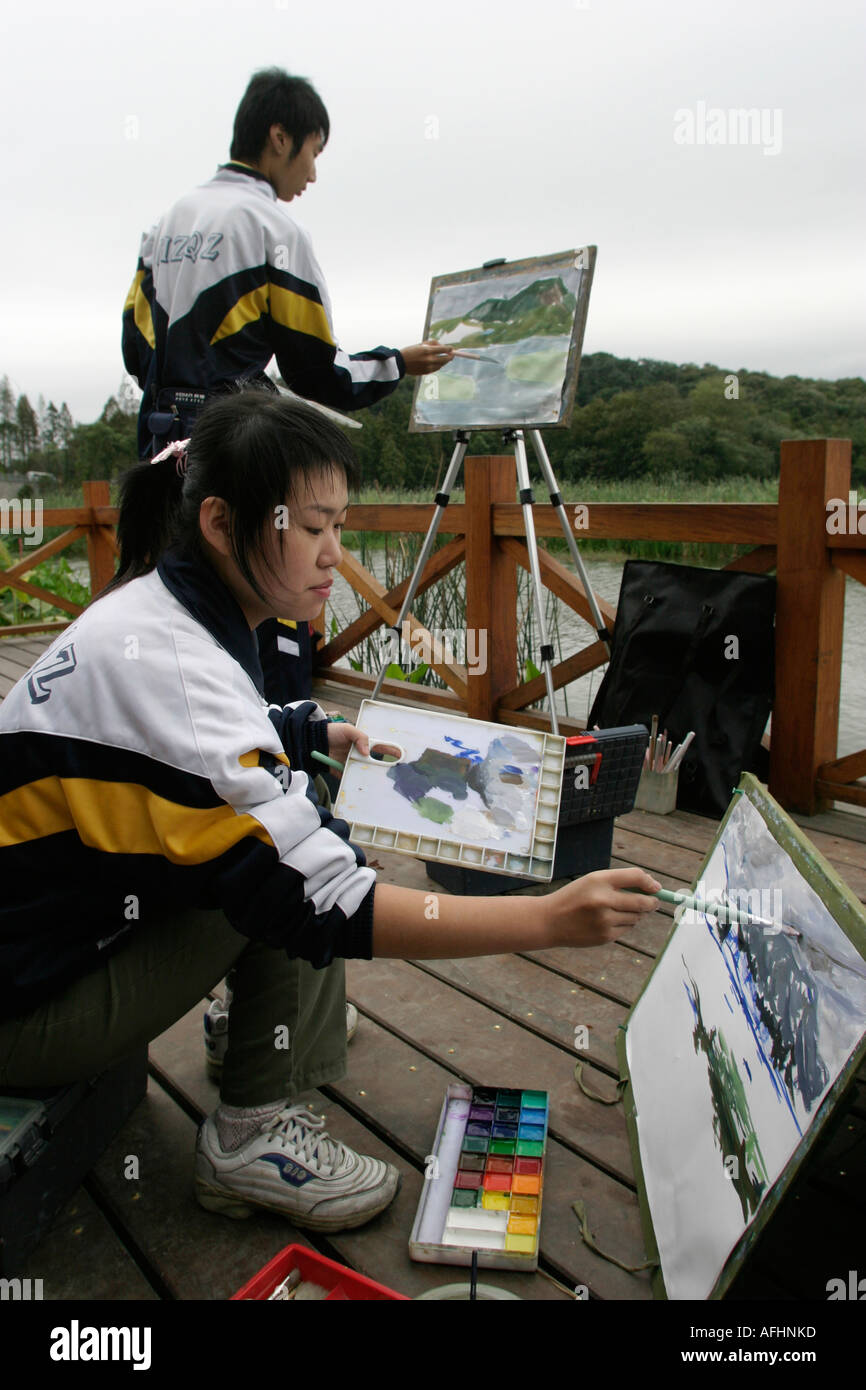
[
  {"xmin": 617, "ymin": 774, "xmax": 866, "ymax": 1300},
  {"xmin": 410, "ymin": 247, "xmax": 596, "ymax": 433}
]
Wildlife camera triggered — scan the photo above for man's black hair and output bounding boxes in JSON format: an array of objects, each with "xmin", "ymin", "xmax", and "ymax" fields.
[{"xmin": 230, "ymin": 68, "xmax": 329, "ymax": 163}]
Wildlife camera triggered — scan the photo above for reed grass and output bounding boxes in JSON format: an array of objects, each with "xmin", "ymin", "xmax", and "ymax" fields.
[{"xmin": 333, "ymin": 475, "xmax": 778, "ymax": 704}]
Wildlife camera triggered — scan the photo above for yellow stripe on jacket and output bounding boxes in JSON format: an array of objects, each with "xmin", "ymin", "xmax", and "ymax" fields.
[
  {"xmin": 123, "ymin": 270, "xmax": 156, "ymax": 348},
  {"xmin": 210, "ymin": 283, "xmax": 334, "ymax": 346},
  {"xmin": 0, "ymin": 778, "xmax": 275, "ymax": 864}
]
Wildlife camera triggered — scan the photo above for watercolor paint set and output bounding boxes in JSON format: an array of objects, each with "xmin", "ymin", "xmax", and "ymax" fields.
[
  {"xmin": 410, "ymin": 1084, "xmax": 548, "ymax": 1270},
  {"xmin": 334, "ymin": 701, "xmax": 566, "ymax": 884}
]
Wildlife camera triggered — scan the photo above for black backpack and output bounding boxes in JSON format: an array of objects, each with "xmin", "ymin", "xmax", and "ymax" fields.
[{"xmin": 587, "ymin": 560, "xmax": 775, "ymax": 817}]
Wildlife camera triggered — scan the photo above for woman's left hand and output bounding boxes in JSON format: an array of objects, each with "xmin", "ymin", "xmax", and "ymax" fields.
[
  {"xmin": 327, "ymin": 720, "xmax": 369, "ymax": 762},
  {"xmin": 326, "ymin": 719, "xmax": 402, "ymax": 767}
]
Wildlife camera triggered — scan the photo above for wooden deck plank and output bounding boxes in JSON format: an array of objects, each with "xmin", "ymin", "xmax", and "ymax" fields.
[
  {"xmin": 413, "ymin": 954, "xmax": 628, "ymax": 1074},
  {"xmin": 0, "ymin": 645, "xmax": 39, "ymax": 674},
  {"xmin": 617, "ymin": 807, "xmax": 717, "ymax": 854},
  {"xmin": 153, "ymin": 996, "xmax": 648, "ymax": 1298},
  {"xmin": 523, "ymin": 941, "xmax": 661, "ymax": 1009},
  {"xmin": 347, "ymin": 958, "xmax": 635, "ymax": 1179},
  {"xmin": 324, "ymin": 1014, "xmax": 652, "ymax": 1298},
  {"xmin": 611, "ymin": 825, "xmax": 711, "ymax": 885},
  {"xmin": 792, "ymin": 807, "xmax": 866, "ymax": 845},
  {"xmin": 3, "ymin": 637, "xmax": 54, "ymax": 658},
  {"xmin": 15, "ymin": 1186, "xmax": 160, "ymax": 1301}
]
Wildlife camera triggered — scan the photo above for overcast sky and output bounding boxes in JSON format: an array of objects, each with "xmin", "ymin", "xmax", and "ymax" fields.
[{"xmin": 2, "ymin": 0, "xmax": 864, "ymax": 423}]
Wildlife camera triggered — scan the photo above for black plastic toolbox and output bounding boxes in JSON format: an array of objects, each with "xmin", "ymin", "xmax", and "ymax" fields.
[{"xmin": 0, "ymin": 1048, "xmax": 148, "ymax": 1275}]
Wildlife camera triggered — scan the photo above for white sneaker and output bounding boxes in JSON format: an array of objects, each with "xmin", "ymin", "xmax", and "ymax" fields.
[
  {"xmin": 204, "ymin": 999, "xmax": 359, "ymax": 1079},
  {"xmin": 194, "ymin": 1104, "xmax": 399, "ymax": 1230},
  {"xmin": 203, "ymin": 995, "xmax": 230, "ymax": 1080}
]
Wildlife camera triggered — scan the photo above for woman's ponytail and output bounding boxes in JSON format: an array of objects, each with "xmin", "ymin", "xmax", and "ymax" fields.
[{"xmin": 105, "ymin": 449, "xmax": 186, "ymax": 592}]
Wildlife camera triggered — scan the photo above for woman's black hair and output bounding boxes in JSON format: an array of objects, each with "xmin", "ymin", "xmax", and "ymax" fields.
[
  {"xmin": 230, "ymin": 68, "xmax": 329, "ymax": 162},
  {"xmin": 109, "ymin": 389, "xmax": 359, "ymax": 596}
]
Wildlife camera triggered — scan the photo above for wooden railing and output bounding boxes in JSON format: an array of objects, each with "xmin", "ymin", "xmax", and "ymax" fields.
[
  {"xmin": 1, "ymin": 442, "xmax": 863, "ymax": 816},
  {"xmin": 0, "ymin": 480, "xmax": 116, "ymax": 634}
]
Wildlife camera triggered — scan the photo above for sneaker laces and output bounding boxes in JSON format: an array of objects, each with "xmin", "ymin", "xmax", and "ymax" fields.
[{"xmin": 263, "ymin": 1105, "xmax": 349, "ymax": 1177}]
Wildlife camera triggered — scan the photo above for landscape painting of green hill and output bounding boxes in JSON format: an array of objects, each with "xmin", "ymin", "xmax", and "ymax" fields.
[{"xmin": 411, "ymin": 248, "xmax": 596, "ymax": 432}]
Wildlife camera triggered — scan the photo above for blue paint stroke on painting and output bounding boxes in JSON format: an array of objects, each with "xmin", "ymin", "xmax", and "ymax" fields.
[{"xmin": 687, "ymin": 836, "xmax": 838, "ymax": 1132}]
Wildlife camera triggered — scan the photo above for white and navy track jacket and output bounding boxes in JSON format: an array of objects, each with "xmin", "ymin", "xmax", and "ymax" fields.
[
  {"xmin": 0, "ymin": 550, "xmax": 375, "ymax": 1022},
  {"xmin": 122, "ymin": 164, "xmax": 405, "ymax": 423}
]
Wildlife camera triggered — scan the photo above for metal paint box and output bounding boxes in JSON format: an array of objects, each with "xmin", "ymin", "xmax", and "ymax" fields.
[{"xmin": 409, "ymin": 1083, "xmax": 548, "ymax": 1271}]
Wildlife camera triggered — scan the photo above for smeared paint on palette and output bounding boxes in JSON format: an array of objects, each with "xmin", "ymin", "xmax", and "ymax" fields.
[
  {"xmin": 409, "ymin": 1084, "xmax": 548, "ymax": 1269},
  {"xmin": 334, "ymin": 701, "xmax": 565, "ymax": 882}
]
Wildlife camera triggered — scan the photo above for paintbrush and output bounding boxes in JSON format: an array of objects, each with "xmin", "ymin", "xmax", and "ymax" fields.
[
  {"xmin": 647, "ymin": 715, "xmax": 658, "ymax": 770},
  {"xmin": 311, "ymin": 749, "xmax": 345, "ymax": 773},
  {"xmin": 268, "ymin": 1268, "xmax": 302, "ymax": 1300},
  {"xmin": 452, "ymin": 349, "xmax": 505, "ymax": 365},
  {"xmin": 653, "ymin": 887, "xmax": 800, "ymax": 938}
]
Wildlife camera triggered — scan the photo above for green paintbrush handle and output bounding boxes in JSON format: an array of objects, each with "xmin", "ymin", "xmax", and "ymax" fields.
[
  {"xmin": 311, "ymin": 749, "xmax": 345, "ymax": 773},
  {"xmin": 655, "ymin": 887, "xmax": 752, "ymax": 923},
  {"xmin": 646, "ymin": 888, "xmax": 798, "ymax": 937}
]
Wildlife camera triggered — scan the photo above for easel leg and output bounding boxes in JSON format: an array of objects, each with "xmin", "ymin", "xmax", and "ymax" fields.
[
  {"xmin": 371, "ymin": 434, "xmax": 469, "ymax": 700},
  {"xmin": 529, "ymin": 429, "xmax": 610, "ymax": 653},
  {"xmin": 510, "ymin": 430, "xmax": 559, "ymax": 736}
]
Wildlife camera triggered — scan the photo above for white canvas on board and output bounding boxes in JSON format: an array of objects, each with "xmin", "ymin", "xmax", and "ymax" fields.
[{"xmin": 625, "ymin": 793, "xmax": 866, "ymax": 1300}]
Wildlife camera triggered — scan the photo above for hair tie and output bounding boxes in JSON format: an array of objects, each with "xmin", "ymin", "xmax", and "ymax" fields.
[{"xmin": 151, "ymin": 438, "xmax": 191, "ymax": 477}]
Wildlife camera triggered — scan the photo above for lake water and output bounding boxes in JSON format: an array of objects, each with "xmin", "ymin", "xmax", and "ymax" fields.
[{"xmin": 327, "ymin": 554, "xmax": 866, "ymax": 760}]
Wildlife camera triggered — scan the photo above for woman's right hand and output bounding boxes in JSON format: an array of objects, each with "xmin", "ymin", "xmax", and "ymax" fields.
[{"xmin": 542, "ymin": 867, "xmax": 661, "ymax": 948}]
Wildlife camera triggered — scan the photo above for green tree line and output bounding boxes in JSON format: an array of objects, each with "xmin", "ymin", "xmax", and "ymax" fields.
[
  {"xmin": 0, "ymin": 376, "xmax": 138, "ymax": 488},
  {"xmin": 2, "ymin": 355, "xmax": 864, "ymax": 492},
  {"xmin": 351, "ymin": 355, "xmax": 866, "ymax": 489}
]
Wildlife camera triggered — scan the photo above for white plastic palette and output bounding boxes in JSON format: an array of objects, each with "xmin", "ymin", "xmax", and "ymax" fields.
[{"xmin": 333, "ymin": 701, "xmax": 566, "ymax": 882}]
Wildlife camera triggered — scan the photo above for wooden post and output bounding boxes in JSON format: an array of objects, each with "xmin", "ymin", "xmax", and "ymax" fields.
[
  {"xmin": 464, "ymin": 455, "xmax": 517, "ymax": 721},
  {"xmin": 769, "ymin": 439, "xmax": 849, "ymax": 814},
  {"xmin": 82, "ymin": 481, "xmax": 116, "ymax": 598}
]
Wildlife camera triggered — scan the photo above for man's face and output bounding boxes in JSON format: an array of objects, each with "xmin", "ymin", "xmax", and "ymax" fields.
[{"xmin": 272, "ymin": 129, "xmax": 323, "ymax": 202}]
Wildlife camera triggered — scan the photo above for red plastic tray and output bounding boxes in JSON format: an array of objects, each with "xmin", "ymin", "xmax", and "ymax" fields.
[{"xmin": 232, "ymin": 1243, "xmax": 409, "ymax": 1301}]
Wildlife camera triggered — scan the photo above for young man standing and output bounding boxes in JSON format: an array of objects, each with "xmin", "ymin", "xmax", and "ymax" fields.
[{"xmin": 122, "ymin": 66, "xmax": 452, "ymax": 456}]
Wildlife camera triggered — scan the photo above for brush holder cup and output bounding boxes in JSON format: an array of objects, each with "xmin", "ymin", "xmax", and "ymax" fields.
[{"xmin": 634, "ymin": 766, "xmax": 679, "ymax": 815}]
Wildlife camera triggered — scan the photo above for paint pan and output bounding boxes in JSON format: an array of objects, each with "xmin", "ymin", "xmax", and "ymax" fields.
[{"xmin": 409, "ymin": 1083, "xmax": 549, "ymax": 1270}]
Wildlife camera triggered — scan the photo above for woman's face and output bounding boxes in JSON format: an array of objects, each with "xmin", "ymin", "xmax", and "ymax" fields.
[
  {"xmin": 252, "ymin": 468, "xmax": 349, "ymax": 623},
  {"xmin": 203, "ymin": 467, "xmax": 348, "ymax": 629}
]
